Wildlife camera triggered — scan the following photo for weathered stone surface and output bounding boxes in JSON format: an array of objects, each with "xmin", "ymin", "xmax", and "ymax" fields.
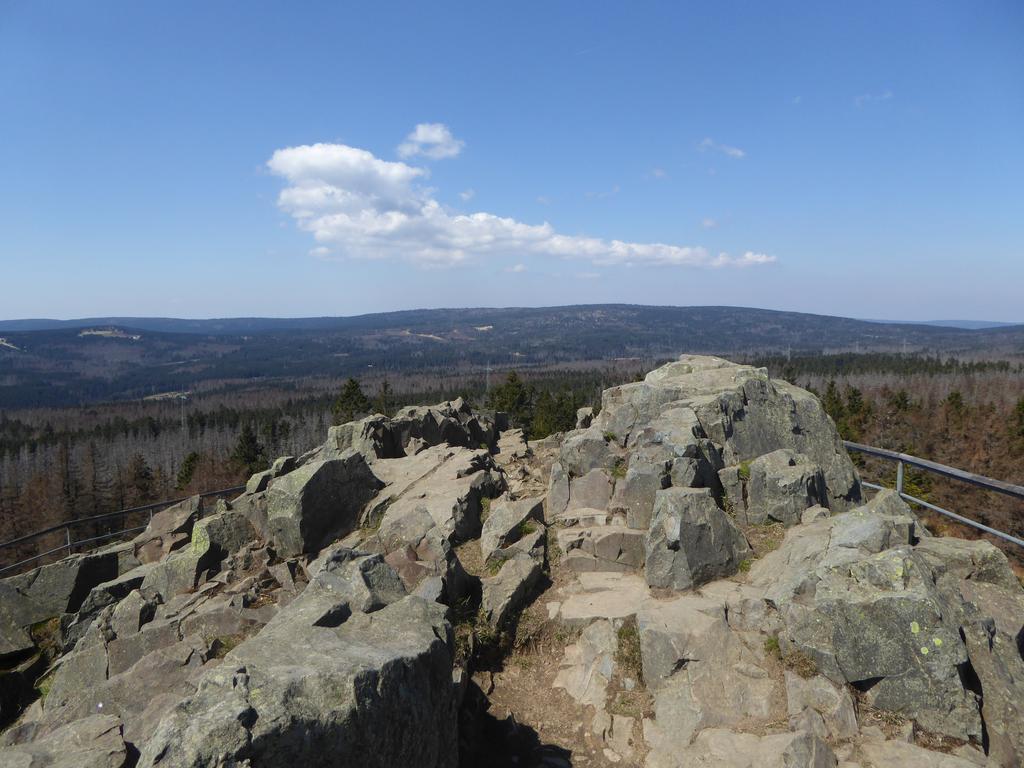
[
  {"xmin": 558, "ymin": 526, "xmax": 645, "ymax": 573},
  {"xmin": 553, "ymin": 619, "xmax": 616, "ymax": 709},
  {"xmin": 375, "ymin": 447, "xmax": 502, "ymax": 544},
  {"xmin": 132, "ymin": 496, "xmax": 200, "ymax": 565},
  {"xmin": 638, "ymin": 591, "xmax": 781, "ymax": 753},
  {"xmin": 140, "ymin": 549, "xmax": 205, "ymax": 601},
  {"xmin": 785, "ymin": 672, "xmax": 858, "ymax": 741},
  {"xmin": 559, "ymin": 428, "xmax": 617, "ymax": 477},
  {"xmin": 857, "ymin": 738, "xmax": 979, "ymax": 767},
  {"xmin": 609, "ymin": 462, "xmax": 666, "ymax": 530},
  {"xmin": 546, "ymin": 462, "xmax": 570, "ymax": 518},
  {"xmin": 245, "ymin": 469, "xmax": 273, "ymax": 494},
  {"xmin": 645, "ymin": 487, "xmax": 751, "ymax": 591},
  {"xmin": 494, "ymin": 428, "xmax": 529, "ymax": 466},
  {"xmin": 589, "ymin": 355, "xmax": 861, "ymax": 511},
  {"xmin": 780, "ymin": 546, "xmax": 982, "ymax": 740},
  {"xmin": 745, "ymin": 449, "xmax": 827, "ymax": 526},
  {"xmin": 324, "ymin": 398, "xmax": 496, "ymax": 463},
  {"xmin": 567, "ymin": 468, "xmax": 613, "ymax": 512},
  {"xmin": 479, "ymin": 495, "xmax": 544, "ymax": 562},
  {"xmin": 2, "ymin": 551, "xmax": 121, "ymax": 630},
  {"xmin": 480, "ymin": 552, "xmax": 542, "ymax": 631},
  {"xmin": 575, "ymin": 407, "xmax": 594, "ymax": 430},
  {"xmin": 0, "ymin": 714, "xmax": 128, "ymax": 768},
  {"xmin": 949, "ymin": 576, "xmax": 1024, "ymax": 766},
  {"xmin": 264, "ymin": 452, "xmax": 382, "ymax": 557},
  {"xmin": 61, "ymin": 565, "xmax": 154, "ymax": 650},
  {"xmin": 135, "ymin": 552, "xmax": 456, "ymax": 768},
  {"xmin": 647, "ymin": 727, "xmax": 836, "ymax": 768}
]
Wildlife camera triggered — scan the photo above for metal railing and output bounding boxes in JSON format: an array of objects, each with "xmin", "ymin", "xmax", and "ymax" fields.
[
  {"xmin": 843, "ymin": 440, "xmax": 1024, "ymax": 549},
  {"xmin": 0, "ymin": 485, "xmax": 245, "ymax": 576}
]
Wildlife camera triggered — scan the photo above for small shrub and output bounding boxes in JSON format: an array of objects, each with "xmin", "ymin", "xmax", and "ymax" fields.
[
  {"xmin": 611, "ymin": 457, "xmax": 627, "ymax": 479},
  {"xmin": 764, "ymin": 635, "xmax": 781, "ymax": 659},
  {"xmin": 738, "ymin": 461, "xmax": 751, "ymax": 482},
  {"xmin": 615, "ymin": 616, "xmax": 644, "ymax": 684},
  {"xmin": 480, "ymin": 496, "xmax": 492, "ymax": 522},
  {"xmin": 517, "ymin": 519, "xmax": 538, "ymax": 537},
  {"xmin": 783, "ymin": 649, "xmax": 818, "ymax": 679},
  {"xmin": 210, "ymin": 634, "xmax": 246, "ymax": 659},
  {"xmin": 603, "ymin": 431, "xmax": 618, "ymax": 444},
  {"xmin": 738, "ymin": 558, "xmax": 752, "ymax": 573}
]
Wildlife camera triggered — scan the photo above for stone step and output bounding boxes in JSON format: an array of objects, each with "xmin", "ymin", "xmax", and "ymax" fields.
[
  {"xmin": 556, "ymin": 525, "xmax": 646, "ymax": 574},
  {"xmin": 554, "ymin": 506, "xmax": 611, "ymax": 527}
]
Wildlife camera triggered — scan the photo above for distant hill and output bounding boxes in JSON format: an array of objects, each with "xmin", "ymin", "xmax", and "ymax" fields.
[
  {"xmin": 864, "ymin": 318, "xmax": 1023, "ymax": 330},
  {"xmin": 1, "ymin": 305, "xmax": 1022, "ymax": 408}
]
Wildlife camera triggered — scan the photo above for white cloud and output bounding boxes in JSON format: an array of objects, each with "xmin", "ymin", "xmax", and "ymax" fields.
[
  {"xmin": 701, "ymin": 218, "xmax": 718, "ymax": 229},
  {"xmin": 459, "ymin": 188, "xmax": 475, "ymax": 201},
  {"xmin": 855, "ymin": 90, "xmax": 894, "ymax": 108},
  {"xmin": 698, "ymin": 138, "xmax": 745, "ymax": 159},
  {"xmin": 576, "ymin": 271, "xmax": 602, "ymax": 279},
  {"xmin": 506, "ymin": 263, "xmax": 527, "ymax": 273},
  {"xmin": 586, "ymin": 184, "xmax": 620, "ymax": 200},
  {"xmin": 268, "ymin": 136, "xmax": 777, "ymax": 270},
  {"xmin": 649, "ymin": 167, "xmax": 668, "ymax": 179},
  {"xmin": 536, "ymin": 195, "xmax": 551, "ymax": 205},
  {"xmin": 397, "ymin": 123, "xmax": 464, "ymax": 159}
]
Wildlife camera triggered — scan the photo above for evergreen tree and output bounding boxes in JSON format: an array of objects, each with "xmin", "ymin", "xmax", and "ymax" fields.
[
  {"xmin": 231, "ymin": 424, "xmax": 266, "ymax": 476},
  {"xmin": 375, "ymin": 379, "xmax": 394, "ymax": 418},
  {"xmin": 532, "ymin": 390, "xmax": 577, "ymax": 439},
  {"xmin": 332, "ymin": 378, "xmax": 371, "ymax": 425},
  {"xmin": 486, "ymin": 372, "xmax": 535, "ymax": 435},
  {"xmin": 176, "ymin": 451, "xmax": 201, "ymax": 490},
  {"xmin": 125, "ymin": 453, "xmax": 156, "ymax": 507}
]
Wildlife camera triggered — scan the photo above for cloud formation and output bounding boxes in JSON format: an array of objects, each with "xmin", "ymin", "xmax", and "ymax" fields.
[
  {"xmin": 855, "ymin": 90, "xmax": 894, "ymax": 107},
  {"xmin": 698, "ymin": 138, "xmax": 745, "ymax": 159},
  {"xmin": 268, "ymin": 129, "xmax": 776, "ymax": 270},
  {"xmin": 397, "ymin": 123, "xmax": 465, "ymax": 159}
]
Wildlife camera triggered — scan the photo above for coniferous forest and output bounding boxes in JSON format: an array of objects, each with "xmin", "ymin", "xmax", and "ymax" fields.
[{"xmin": 2, "ymin": 353, "xmax": 1023, "ymax": 570}]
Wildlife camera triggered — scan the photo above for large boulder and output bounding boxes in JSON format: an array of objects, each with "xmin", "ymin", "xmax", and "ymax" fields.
[
  {"xmin": 135, "ymin": 552, "xmax": 458, "ymax": 768},
  {"xmin": 0, "ymin": 714, "xmax": 128, "ymax": 768},
  {"xmin": 754, "ymin": 498, "xmax": 1004, "ymax": 741},
  {"xmin": 132, "ymin": 496, "xmax": 200, "ymax": 565},
  {"xmin": 644, "ymin": 487, "xmax": 751, "ymax": 590},
  {"xmin": 744, "ymin": 449, "xmax": 827, "ymax": 526},
  {"xmin": 263, "ymin": 451, "xmax": 382, "ymax": 557},
  {"xmin": 586, "ymin": 356, "xmax": 861, "ymax": 511},
  {"xmin": 479, "ymin": 495, "xmax": 544, "ymax": 563}
]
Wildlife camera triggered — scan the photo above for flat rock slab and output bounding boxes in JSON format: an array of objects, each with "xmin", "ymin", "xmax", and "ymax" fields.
[{"xmin": 556, "ymin": 573, "xmax": 653, "ymax": 626}]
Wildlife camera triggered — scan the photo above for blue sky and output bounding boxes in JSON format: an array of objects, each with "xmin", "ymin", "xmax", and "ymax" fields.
[{"xmin": 1, "ymin": 1, "xmax": 1021, "ymax": 320}]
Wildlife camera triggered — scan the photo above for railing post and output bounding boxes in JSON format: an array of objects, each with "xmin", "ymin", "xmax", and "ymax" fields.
[
  {"xmin": 896, "ymin": 460, "xmax": 905, "ymax": 495},
  {"xmin": 65, "ymin": 527, "xmax": 72, "ymax": 556}
]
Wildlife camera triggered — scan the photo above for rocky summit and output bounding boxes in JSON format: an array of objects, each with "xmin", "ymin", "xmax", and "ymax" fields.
[{"xmin": 1, "ymin": 355, "xmax": 1022, "ymax": 767}]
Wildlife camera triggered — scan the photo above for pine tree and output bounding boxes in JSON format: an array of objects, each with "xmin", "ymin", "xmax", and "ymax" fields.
[
  {"xmin": 125, "ymin": 453, "xmax": 156, "ymax": 507},
  {"xmin": 486, "ymin": 372, "xmax": 535, "ymax": 435},
  {"xmin": 375, "ymin": 379, "xmax": 394, "ymax": 418},
  {"xmin": 332, "ymin": 379, "xmax": 371, "ymax": 425},
  {"xmin": 176, "ymin": 451, "xmax": 201, "ymax": 490},
  {"xmin": 231, "ymin": 424, "xmax": 266, "ymax": 476}
]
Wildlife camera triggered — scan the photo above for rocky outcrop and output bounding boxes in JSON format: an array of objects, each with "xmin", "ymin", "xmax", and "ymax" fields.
[
  {"xmin": 645, "ymin": 487, "xmax": 752, "ymax": 590},
  {"xmin": 5, "ymin": 357, "xmax": 1024, "ymax": 768},
  {"xmin": 135, "ymin": 550, "xmax": 457, "ymax": 768}
]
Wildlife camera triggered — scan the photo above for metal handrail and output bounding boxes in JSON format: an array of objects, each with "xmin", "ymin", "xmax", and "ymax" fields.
[
  {"xmin": 0, "ymin": 484, "xmax": 245, "ymax": 575},
  {"xmin": 844, "ymin": 441, "xmax": 1024, "ymax": 548}
]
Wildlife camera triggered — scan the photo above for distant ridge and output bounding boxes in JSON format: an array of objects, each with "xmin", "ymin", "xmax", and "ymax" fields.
[
  {"xmin": 863, "ymin": 318, "xmax": 1023, "ymax": 330},
  {"xmin": 2, "ymin": 305, "xmax": 1022, "ymax": 409},
  {"xmin": 2, "ymin": 305, "xmax": 1022, "ymax": 335}
]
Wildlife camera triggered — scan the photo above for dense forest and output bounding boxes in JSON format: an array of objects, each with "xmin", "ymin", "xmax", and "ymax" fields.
[{"xmin": 2, "ymin": 353, "xmax": 1022, "ymax": 572}]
